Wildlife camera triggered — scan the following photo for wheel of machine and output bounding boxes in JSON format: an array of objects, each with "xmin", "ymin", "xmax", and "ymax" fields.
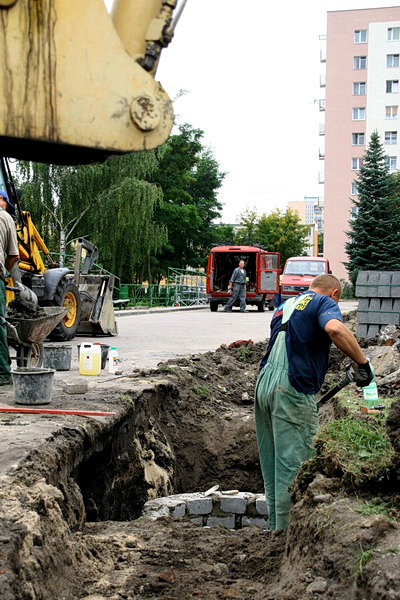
[
  {"xmin": 16, "ymin": 343, "xmax": 43, "ymax": 368},
  {"xmin": 210, "ymin": 301, "xmax": 219, "ymax": 312},
  {"xmin": 257, "ymin": 301, "xmax": 265, "ymax": 312},
  {"xmin": 48, "ymin": 279, "xmax": 81, "ymax": 341}
]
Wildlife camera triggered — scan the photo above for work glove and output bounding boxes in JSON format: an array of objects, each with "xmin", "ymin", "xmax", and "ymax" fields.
[{"xmin": 354, "ymin": 361, "xmax": 373, "ymax": 387}]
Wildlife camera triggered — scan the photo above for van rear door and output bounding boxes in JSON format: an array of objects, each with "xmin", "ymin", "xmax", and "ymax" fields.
[
  {"xmin": 206, "ymin": 252, "xmax": 215, "ymax": 293},
  {"xmin": 257, "ymin": 252, "xmax": 280, "ymax": 293}
]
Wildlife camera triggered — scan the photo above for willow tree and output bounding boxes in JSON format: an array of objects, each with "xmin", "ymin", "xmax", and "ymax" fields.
[{"xmin": 17, "ymin": 150, "xmax": 167, "ymax": 282}]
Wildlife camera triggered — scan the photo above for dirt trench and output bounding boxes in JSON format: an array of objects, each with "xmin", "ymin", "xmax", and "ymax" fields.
[{"xmin": 0, "ymin": 340, "xmax": 399, "ymax": 600}]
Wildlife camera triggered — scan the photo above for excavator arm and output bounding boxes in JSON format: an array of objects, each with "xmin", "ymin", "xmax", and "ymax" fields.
[{"xmin": 0, "ymin": 0, "xmax": 183, "ymax": 165}]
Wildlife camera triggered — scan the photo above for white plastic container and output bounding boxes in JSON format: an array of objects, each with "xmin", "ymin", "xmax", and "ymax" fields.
[
  {"xmin": 79, "ymin": 343, "xmax": 101, "ymax": 376},
  {"xmin": 108, "ymin": 346, "xmax": 119, "ymax": 373}
]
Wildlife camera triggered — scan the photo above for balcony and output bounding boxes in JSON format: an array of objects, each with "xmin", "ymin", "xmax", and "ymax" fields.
[
  {"xmin": 320, "ymin": 74, "xmax": 326, "ymax": 87},
  {"xmin": 319, "ymin": 148, "xmax": 325, "ymax": 159},
  {"xmin": 319, "ymin": 99, "xmax": 325, "ymax": 111},
  {"xmin": 320, "ymin": 49, "xmax": 326, "ymax": 62},
  {"xmin": 318, "ymin": 172, "xmax": 325, "ymax": 184},
  {"xmin": 319, "ymin": 123, "xmax": 325, "ymax": 136}
]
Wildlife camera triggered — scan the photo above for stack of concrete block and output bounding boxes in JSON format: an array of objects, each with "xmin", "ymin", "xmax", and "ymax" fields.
[
  {"xmin": 143, "ymin": 490, "xmax": 269, "ymax": 530},
  {"xmin": 356, "ymin": 271, "xmax": 400, "ymax": 338}
]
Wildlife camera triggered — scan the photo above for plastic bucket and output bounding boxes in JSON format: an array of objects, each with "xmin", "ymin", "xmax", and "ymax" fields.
[
  {"xmin": 42, "ymin": 344, "xmax": 72, "ymax": 371},
  {"xmin": 77, "ymin": 344, "xmax": 109, "ymax": 370},
  {"xmin": 12, "ymin": 368, "xmax": 55, "ymax": 405}
]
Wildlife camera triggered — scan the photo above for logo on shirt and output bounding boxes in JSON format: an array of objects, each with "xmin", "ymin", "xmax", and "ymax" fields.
[{"xmin": 294, "ymin": 293, "xmax": 313, "ymax": 311}]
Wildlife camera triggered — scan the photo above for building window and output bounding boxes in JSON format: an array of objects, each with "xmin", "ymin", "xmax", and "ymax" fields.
[
  {"xmin": 354, "ymin": 56, "xmax": 367, "ymax": 69},
  {"xmin": 385, "ymin": 131, "xmax": 398, "ymax": 144},
  {"xmin": 351, "ymin": 157, "xmax": 363, "ymax": 170},
  {"xmin": 386, "ymin": 80, "xmax": 399, "ymax": 93},
  {"xmin": 386, "ymin": 105, "xmax": 398, "ymax": 119},
  {"xmin": 388, "ymin": 27, "xmax": 400, "ymax": 41},
  {"xmin": 351, "ymin": 182, "xmax": 359, "ymax": 195},
  {"xmin": 352, "ymin": 133, "xmax": 365, "ymax": 145},
  {"xmin": 354, "ymin": 29, "xmax": 367, "ymax": 43},
  {"xmin": 385, "ymin": 156, "xmax": 398, "ymax": 170},
  {"xmin": 387, "ymin": 54, "xmax": 400, "ymax": 68},
  {"xmin": 353, "ymin": 82, "xmax": 366, "ymax": 95},
  {"xmin": 352, "ymin": 107, "xmax": 365, "ymax": 120},
  {"xmin": 350, "ymin": 206, "xmax": 359, "ymax": 218}
]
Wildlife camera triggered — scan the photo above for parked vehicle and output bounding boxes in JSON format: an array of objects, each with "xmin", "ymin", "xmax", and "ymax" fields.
[
  {"xmin": 206, "ymin": 245, "xmax": 280, "ymax": 312},
  {"xmin": 280, "ymin": 256, "xmax": 331, "ymax": 301}
]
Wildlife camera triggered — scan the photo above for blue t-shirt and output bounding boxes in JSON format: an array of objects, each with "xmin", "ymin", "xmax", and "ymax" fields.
[{"xmin": 260, "ymin": 291, "xmax": 343, "ymax": 394}]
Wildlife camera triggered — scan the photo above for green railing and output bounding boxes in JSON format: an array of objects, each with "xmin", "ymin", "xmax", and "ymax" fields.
[{"xmin": 116, "ymin": 282, "xmax": 208, "ymax": 308}]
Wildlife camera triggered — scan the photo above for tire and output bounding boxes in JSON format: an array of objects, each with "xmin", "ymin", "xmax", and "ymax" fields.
[
  {"xmin": 16, "ymin": 343, "xmax": 43, "ymax": 368},
  {"xmin": 257, "ymin": 301, "xmax": 265, "ymax": 312},
  {"xmin": 210, "ymin": 302, "xmax": 219, "ymax": 312},
  {"xmin": 48, "ymin": 279, "xmax": 81, "ymax": 341}
]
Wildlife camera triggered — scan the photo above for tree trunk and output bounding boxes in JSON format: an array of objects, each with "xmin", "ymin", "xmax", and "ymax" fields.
[{"xmin": 59, "ymin": 229, "xmax": 66, "ymax": 267}]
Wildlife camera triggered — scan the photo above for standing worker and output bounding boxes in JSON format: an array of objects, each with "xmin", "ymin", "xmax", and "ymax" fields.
[
  {"xmin": 255, "ymin": 274, "xmax": 373, "ymax": 530},
  {"xmin": 0, "ymin": 190, "xmax": 19, "ymax": 385},
  {"xmin": 223, "ymin": 259, "xmax": 247, "ymax": 312}
]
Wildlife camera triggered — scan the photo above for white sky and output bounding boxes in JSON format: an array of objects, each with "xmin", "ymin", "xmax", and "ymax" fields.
[{"xmin": 106, "ymin": 1, "xmax": 400, "ymax": 224}]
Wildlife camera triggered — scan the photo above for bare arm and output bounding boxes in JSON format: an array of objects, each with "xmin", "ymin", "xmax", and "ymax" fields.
[
  {"xmin": 5, "ymin": 255, "xmax": 19, "ymax": 272},
  {"xmin": 325, "ymin": 318, "xmax": 367, "ymax": 364}
]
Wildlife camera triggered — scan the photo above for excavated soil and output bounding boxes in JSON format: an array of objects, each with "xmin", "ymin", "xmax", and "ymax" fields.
[{"xmin": 0, "ymin": 336, "xmax": 399, "ymax": 600}]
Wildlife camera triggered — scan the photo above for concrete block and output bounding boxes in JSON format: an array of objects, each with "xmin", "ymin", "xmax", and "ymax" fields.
[
  {"xmin": 380, "ymin": 312, "xmax": 400, "ymax": 326},
  {"xmin": 190, "ymin": 517, "xmax": 203, "ymax": 526},
  {"xmin": 220, "ymin": 495, "xmax": 247, "ymax": 515},
  {"xmin": 367, "ymin": 324, "xmax": 380, "ymax": 338},
  {"xmin": 187, "ymin": 498, "xmax": 213, "ymax": 515},
  {"xmin": 381, "ymin": 299, "xmax": 393, "ymax": 312},
  {"xmin": 356, "ymin": 323, "xmax": 369, "ymax": 339},
  {"xmin": 241, "ymin": 516, "xmax": 269, "ymax": 530},
  {"xmin": 206, "ymin": 515, "xmax": 236, "ymax": 529},
  {"xmin": 357, "ymin": 271, "xmax": 378, "ymax": 298},
  {"xmin": 390, "ymin": 272, "xmax": 400, "ymax": 298},
  {"xmin": 255, "ymin": 497, "xmax": 268, "ymax": 516},
  {"xmin": 378, "ymin": 272, "xmax": 392, "ymax": 298},
  {"xmin": 355, "ymin": 271, "xmax": 368, "ymax": 298},
  {"xmin": 172, "ymin": 503, "xmax": 186, "ymax": 518},
  {"xmin": 393, "ymin": 299, "xmax": 400, "ymax": 312}
]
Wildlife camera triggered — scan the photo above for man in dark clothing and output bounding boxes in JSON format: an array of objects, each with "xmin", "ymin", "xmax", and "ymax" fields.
[
  {"xmin": 223, "ymin": 259, "xmax": 247, "ymax": 312},
  {"xmin": 255, "ymin": 274, "xmax": 373, "ymax": 530}
]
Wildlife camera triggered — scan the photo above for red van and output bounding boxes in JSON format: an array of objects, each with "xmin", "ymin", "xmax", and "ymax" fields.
[
  {"xmin": 206, "ymin": 245, "xmax": 280, "ymax": 312},
  {"xmin": 280, "ymin": 256, "xmax": 331, "ymax": 302}
]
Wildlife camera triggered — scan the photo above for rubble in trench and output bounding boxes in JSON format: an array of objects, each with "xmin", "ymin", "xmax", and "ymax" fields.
[{"xmin": 0, "ymin": 311, "xmax": 399, "ymax": 600}]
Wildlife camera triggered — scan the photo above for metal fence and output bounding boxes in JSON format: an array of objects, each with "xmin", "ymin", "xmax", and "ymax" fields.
[{"xmin": 118, "ymin": 269, "xmax": 207, "ymax": 308}]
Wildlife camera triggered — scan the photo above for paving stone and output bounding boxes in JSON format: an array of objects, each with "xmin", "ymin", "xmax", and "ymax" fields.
[
  {"xmin": 206, "ymin": 515, "xmax": 236, "ymax": 529},
  {"xmin": 220, "ymin": 495, "xmax": 247, "ymax": 515},
  {"xmin": 391, "ymin": 272, "xmax": 400, "ymax": 298},
  {"xmin": 378, "ymin": 272, "xmax": 393, "ymax": 298},
  {"xmin": 187, "ymin": 498, "xmax": 213, "ymax": 515},
  {"xmin": 255, "ymin": 497, "xmax": 268, "ymax": 516},
  {"xmin": 241, "ymin": 516, "xmax": 269, "ymax": 530}
]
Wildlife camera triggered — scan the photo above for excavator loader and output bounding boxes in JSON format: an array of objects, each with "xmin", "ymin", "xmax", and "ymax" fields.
[{"xmin": 1, "ymin": 157, "xmax": 117, "ymax": 341}]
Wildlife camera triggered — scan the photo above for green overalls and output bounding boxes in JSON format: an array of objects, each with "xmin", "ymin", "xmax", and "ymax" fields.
[{"xmin": 255, "ymin": 296, "xmax": 319, "ymax": 530}]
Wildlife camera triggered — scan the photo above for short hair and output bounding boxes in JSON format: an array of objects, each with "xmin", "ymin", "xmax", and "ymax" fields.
[{"xmin": 310, "ymin": 274, "xmax": 341, "ymax": 295}]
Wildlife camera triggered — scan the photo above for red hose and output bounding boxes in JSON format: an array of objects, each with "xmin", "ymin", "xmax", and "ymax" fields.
[{"xmin": 0, "ymin": 407, "xmax": 115, "ymax": 416}]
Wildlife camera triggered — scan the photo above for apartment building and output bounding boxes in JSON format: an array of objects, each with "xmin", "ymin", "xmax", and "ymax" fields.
[
  {"xmin": 323, "ymin": 6, "xmax": 400, "ymax": 279},
  {"xmin": 288, "ymin": 196, "xmax": 324, "ymax": 256}
]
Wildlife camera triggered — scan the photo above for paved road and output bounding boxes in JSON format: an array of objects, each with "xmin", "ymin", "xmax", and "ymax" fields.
[{"xmin": 69, "ymin": 300, "xmax": 358, "ymax": 373}]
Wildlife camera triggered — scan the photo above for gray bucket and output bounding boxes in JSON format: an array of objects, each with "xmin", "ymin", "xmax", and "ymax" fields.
[
  {"xmin": 42, "ymin": 343, "xmax": 72, "ymax": 371},
  {"xmin": 77, "ymin": 343, "xmax": 109, "ymax": 370},
  {"xmin": 12, "ymin": 368, "xmax": 55, "ymax": 405}
]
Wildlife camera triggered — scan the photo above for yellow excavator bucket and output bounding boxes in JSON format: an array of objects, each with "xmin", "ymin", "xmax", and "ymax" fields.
[{"xmin": 0, "ymin": 0, "xmax": 178, "ymax": 164}]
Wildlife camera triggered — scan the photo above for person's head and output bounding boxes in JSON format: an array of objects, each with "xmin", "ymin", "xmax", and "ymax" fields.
[
  {"xmin": 310, "ymin": 274, "xmax": 341, "ymax": 303},
  {"xmin": 0, "ymin": 190, "xmax": 15, "ymax": 216},
  {"xmin": 239, "ymin": 259, "xmax": 245, "ymax": 269}
]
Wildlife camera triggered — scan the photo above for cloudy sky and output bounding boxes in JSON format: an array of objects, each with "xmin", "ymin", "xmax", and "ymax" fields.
[{"xmin": 106, "ymin": 1, "xmax": 400, "ymax": 223}]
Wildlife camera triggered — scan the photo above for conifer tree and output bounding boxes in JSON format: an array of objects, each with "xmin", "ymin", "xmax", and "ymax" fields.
[{"xmin": 346, "ymin": 131, "xmax": 400, "ymax": 275}]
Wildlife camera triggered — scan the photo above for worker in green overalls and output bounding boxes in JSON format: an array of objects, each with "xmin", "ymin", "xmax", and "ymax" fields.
[{"xmin": 255, "ymin": 274, "xmax": 373, "ymax": 530}]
